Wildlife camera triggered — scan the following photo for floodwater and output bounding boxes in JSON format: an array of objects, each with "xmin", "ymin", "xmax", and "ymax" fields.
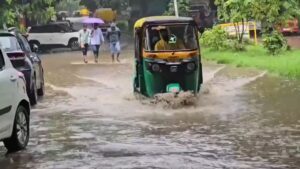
[{"xmin": 1, "ymin": 47, "xmax": 300, "ymax": 169}]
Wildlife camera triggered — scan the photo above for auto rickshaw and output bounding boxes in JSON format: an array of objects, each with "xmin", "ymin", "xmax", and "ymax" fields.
[{"xmin": 133, "ymin": 16, "xmax": 203, "ymax": 97}]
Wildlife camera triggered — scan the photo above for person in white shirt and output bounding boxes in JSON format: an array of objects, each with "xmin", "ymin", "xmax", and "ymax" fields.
[
  {"xmin": 90, "ymin": 24, "xmax": 104, "ymax": 63},
  {"xmin": 79, "ymin": 24, "xmax": 90, "ymax": 63}
]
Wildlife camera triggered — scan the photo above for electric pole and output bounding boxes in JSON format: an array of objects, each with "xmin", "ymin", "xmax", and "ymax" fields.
[{"xmin": 174, "ymin": 0, "xmax": 179, "ymax": 17}]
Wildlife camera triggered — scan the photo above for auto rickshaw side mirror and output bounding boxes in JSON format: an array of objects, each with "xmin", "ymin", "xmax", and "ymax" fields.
[{"xmin": 195, "ymin": 25, "xmax": 204, "ymax": 34}]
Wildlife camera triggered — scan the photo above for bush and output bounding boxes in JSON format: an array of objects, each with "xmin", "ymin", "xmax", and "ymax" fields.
[
  {"xmin": 200, "ymin": 26, "xmax": 229, "ymax": 50},
  {"xmin": 263, "ymin": 31, "xmax": 288, "ymax": 55},
  {"xmin": 228, "ymin": 39, "xmax": 246, "ymax": 51},
  {"xmin": 117, "ymin": 21, "xmax": 128, "ymax": 31}
]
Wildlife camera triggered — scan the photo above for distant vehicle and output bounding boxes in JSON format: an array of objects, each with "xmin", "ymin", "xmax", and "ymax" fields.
[
  {"xmin": 27, "ymin": 24, "xmax": 80, "ymax": 51},
  {"xmin": 0, "ymin": 31, "xmax": 45, "ymax": 105},
  {"xmin": 277, "ymin": 19, "xmax": 299, "ymax": 35},
  {"xmin": 0, "ymin": 48, "xmax": 30, "ymax": 152},
  {"xmin": 95, "ymin": 8, "xmax": 117, "ymax": 23},
  {"xmin": 95, "ymin": 8, "xmax": 118, "ymax": 32}
]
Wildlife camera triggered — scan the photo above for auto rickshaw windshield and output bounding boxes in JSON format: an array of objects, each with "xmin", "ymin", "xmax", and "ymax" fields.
[{"xmin": 145, "ymin": 24, "xmax": 198, "ymax": 52}]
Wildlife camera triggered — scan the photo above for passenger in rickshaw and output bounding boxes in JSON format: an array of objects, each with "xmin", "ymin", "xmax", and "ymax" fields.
[
  {"xmin": 154, "ymin": 28, "xmax": 185, "ymax": 51},
  {"xmin": 168, "ymin": 26, "xmax": 186, "ymax": 49}
]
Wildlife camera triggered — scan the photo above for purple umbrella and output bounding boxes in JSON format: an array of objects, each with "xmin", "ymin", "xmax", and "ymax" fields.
[{"xmin": 82, "ymin": 17, "xmax": 104, "ymax": 24}]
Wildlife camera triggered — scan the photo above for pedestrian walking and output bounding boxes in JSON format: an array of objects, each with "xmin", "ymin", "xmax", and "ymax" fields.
[
  {"xmin": 90, "ymin": 24, "xmax": 104, "ymax": 63},
  {"xmin": 107, "ymin": 22, "xmax": 121, "ymax": 62},
  {"xmin": 79, "ymin": 24, "xmax": 90, "ymax": 63}
]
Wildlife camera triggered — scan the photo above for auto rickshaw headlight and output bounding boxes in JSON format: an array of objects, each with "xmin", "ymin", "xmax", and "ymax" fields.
[
  {"xmin": 187, "ymin": 62, "xmax": 196, "ymax": 71},
  {"xmin": 152, "ymin": 64, "xmax": 160, "ymax": 72}
]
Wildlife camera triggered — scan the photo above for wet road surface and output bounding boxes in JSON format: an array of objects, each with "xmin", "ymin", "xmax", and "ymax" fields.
[{"xmin": 1, "ymin": 47, "xmax": 300, "ymax": 169}]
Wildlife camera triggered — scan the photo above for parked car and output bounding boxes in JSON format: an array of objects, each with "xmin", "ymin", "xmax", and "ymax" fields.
[
  {"xmin": 49, "ymin": 20, "xmax": 73, "ymax": 31},
  {"xmin": 27, "ymin": 24, "xmax": 80, "ymax": 50},
  {"xmin": 0, "ymin": 48, "xmax": 30, "ymax": 152},
  {"xmin": 66, "ymin": 17, "xmax": 87, "ymax": 31},
  {"xmin": 0, "ymin": 31, "xmax": 45, "ymax": 105}
]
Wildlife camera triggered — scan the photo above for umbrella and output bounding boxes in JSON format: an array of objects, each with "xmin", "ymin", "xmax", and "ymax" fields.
[{"xmin": 82, "ymin": 17, "xmax": 104, "ymax": 24}]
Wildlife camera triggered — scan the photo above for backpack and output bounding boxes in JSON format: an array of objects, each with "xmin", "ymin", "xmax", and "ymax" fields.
[{"xmin": 108, "ymin": 27, "xmax": 120, "ymax": 43}]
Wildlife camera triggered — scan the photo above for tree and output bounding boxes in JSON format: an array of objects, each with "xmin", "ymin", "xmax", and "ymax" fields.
[
  {"xmin": 56, "ymin": 0, "xmax": 81, "ymax": 16},
  {"xmin": 0, "ymin": 0, "xmax": 57, "ymax": 28},
  {"xmin": 164, "ymin": 0, "xmax": 189, "ymax": 17},
  {"xmin": 250, "ymin": 0, "xmax": 300, "ymax": 33},
  {"xmin": 24, "ymin": 0, "xmax": 57, "ymax": 25},
  {"xmin": 215, "ymin": 0, "xmax": 253, "ymax": 44},
  {"xmin": 0, "ymin": 0, "xmax": 18, "ymax": 27},
  {"xmin": 80, "ymin": 0, "xmax": 99, "ymax": 12}
]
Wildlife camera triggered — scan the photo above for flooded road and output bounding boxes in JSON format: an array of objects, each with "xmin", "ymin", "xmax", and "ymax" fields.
[{"xmin": 1, "ymin": 47, "xmax": 300, "ymax": 169}]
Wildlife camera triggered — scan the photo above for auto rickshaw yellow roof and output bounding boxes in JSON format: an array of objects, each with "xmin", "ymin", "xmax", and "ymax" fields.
[{"xmin": 134, "ymin": 16, "xmax": 194, "ymax": 28}]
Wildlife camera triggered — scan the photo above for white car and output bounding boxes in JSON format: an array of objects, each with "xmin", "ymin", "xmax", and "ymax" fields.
[
  {"xmin": 27, "ymin": 24, "xmax": 80, "ymax": 50},
  {"xmin": 0, "ymin": 48, "xmax": 30, "ymax": 152}
]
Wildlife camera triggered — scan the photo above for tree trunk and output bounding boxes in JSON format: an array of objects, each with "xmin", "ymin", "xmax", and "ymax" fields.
[
  {"xmin": 240, "ymin": 19, "xmax": 245, "ymax": 43},
  {"xmin": 234, "ymin": 22, "xmax": 239, "ymax": 40}
]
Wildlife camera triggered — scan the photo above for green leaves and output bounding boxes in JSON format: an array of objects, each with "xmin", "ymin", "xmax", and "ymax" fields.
[
  {"xmin": 200, "ymin": 26, "xmax": 230, "ymax": 50},
  {"xmin": 0, "ymin": 0, "xmax": 57, "ymax": 27},
  {"xmin": 263, "ymin": 31, "xmax": 288, "ymax": 55},
  {"xmin": 164, "ymin": 0, "xmax": 190, "ymax": 17}
]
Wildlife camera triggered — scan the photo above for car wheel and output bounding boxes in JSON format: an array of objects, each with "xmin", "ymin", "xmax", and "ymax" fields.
[
  {"xmin": 3, "ymin": 105, "xmax": 30, "ymax": 152},
  {"xmin": 69, "ymin": 39, "xmax": 79, "ymax": 51},
  {"xmin": 29, "ymin": 79, "xmax": 38, "ymax": 105},
  {"xmin": 37, "ymin": 74, "xmax": 45, "ymax": 96}
]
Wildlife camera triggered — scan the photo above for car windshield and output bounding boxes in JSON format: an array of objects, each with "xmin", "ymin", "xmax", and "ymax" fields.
[
  {"xmin": 0, "ymin": 36, "xmax": 21, "ymax": 52},
  {"xmin": 72, "ymin": 22, "xmax": 83, "ymax": 31},
  {"xmin": 145, "ymin": 24, "xmax": 198, "ymax": 52}
]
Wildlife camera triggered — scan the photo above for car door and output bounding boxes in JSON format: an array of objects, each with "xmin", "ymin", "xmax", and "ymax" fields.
[
  {"xmin": 29, "ymin": 25, "xmax": 52, "ymax": 45},
  {"xmin": 18, "ymin": 35, "xmax": 42, "ymax": 88},
  {"xmin": 0, "ymin": 50, "xmax": 15, "ymax": 137},
  {"xmin": 48, "ymin": 25, "xmax": 66, "ymax": 46}
]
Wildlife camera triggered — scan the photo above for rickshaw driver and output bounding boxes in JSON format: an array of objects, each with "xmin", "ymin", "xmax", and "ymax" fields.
[{"xmin": 154, "ymin": 29, "xmax": 172, "ymax": 50}]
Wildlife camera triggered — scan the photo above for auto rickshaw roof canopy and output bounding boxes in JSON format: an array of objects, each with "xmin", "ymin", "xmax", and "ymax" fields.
[{"xmin": 134, "ymin": 16, "xmax": 194, "ymax": 28}]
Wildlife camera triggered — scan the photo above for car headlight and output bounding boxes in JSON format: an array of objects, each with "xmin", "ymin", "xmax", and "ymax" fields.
[
  {"xmin": 187, "ymin": 62, "xmax": 196, "ymax": 71},
  {"xmin": 152, "ymin": 64, "xmax": 160, "ymax": 72}
]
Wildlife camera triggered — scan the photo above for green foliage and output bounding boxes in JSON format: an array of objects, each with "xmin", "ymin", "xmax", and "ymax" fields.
[
  {"xmin": 164, "ymin": 0, "xmax": 189, "ymax": 17},
  {"xmin": 80, "ymin": 0, "xmax": 128, "ymax": 12},
  {"xmin": 0, "ymin": 0, "xmax": 57, "ymax": 27},
  {"xmin": 215, "ymin": 0, "xmax": 253, "ymax": 43},
  {"xmin": 214, "ymin": 0, "xmax": 300, "ymax": 53},
  {"xmin": 229, "ymin": 39, "xmax": 246, "ymax": 51},
  {"xmin": 200, "ymin": 26, "xmax": 229, "ymax": 50},
  {"xmin": 80, "ymin": 0, "xmax": 99, "ymax": 12},
  {"xmin": 262, "ymin": 31, "xmax": 287, "ymax": 55},
  {"xmin": 24, "ymin": 0, "xmax": 57, "ymax": 24},
  {"xmin": 203, "ymin": 45, "xmax": 300, "ymax": 79},
  {"xmin": 0, "ymin": 0, "xmax": 17, "ymax": 27},
  {"xmin": 116, "ymin": 21, "xmax": 128, "ymax": 31},
  {"xmin": 251, "ymin": 0, "xmax": 300, "ymax": 31},
  {"xmin": 215, "ymin": 0, "xmax": 300, "ymax": 32},
  {"xmin": 56, "ymin": 0, "xmax": 81, "ymax": 14}
]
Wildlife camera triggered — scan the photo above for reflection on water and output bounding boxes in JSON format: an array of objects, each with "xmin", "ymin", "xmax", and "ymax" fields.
[{"xmin": 0, "ymin": 51, "xmax": 300, "ymax": 169}]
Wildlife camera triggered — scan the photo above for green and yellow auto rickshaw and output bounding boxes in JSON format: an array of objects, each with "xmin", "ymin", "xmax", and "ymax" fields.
[{"xmin": 133, "ymin": 16, "xmax": 203, "ymax": 97}]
